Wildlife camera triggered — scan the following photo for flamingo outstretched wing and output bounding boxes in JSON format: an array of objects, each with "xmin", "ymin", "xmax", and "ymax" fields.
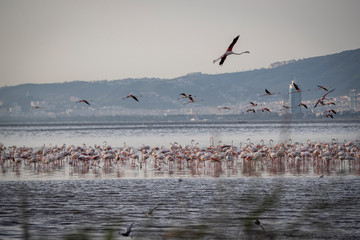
[
  {"xmin": 131, "ymin": 95, "xmax": 139, "ymax": 102},
  {"xmin": 219, "ymin": 55, "xmax": 227, "ymax": 65},
  {"xmin": 227, "ymin": 35, "xmax": 239, "ymax": 51}
]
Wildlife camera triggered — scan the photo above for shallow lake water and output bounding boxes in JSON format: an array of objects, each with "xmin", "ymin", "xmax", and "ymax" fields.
[
  {"xmin": 0, "ymin": 120, "xmax": 359, "ymax": 239},
  {"xmin": 1, "ymin": 177, "xmax": 360, "ymax": 239}
]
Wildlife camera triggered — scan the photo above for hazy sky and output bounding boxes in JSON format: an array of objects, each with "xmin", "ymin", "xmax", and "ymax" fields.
[{"xmin": 0, "ymin": 0, "xmax": 359, "ymax": 87}]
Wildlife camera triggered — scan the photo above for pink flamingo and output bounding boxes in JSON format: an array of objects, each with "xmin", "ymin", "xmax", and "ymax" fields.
[
  {"xmin": 261, "ymin": 89, "xmax": 280, "ymax": 96},
  {"xmin": 76, "ymin": 99, "xmax": 91, "ymax": 106},
  {"xmin": 314, "ymin": 89, "xmax": 335, "ymax": 108},
  {"xmin": 213, "ymin": 35, "xmax": 249, "ymax": 65},
  {"xmin": 122, "ymin": 94, "xmax": 140, "ymax": 102}
]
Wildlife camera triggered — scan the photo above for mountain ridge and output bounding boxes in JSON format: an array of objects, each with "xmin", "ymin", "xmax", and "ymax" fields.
[{"xmin": 0, "ymin": 48, "xmax": 359, "ymax": 116}]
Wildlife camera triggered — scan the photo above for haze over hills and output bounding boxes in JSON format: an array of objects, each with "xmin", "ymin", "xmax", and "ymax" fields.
[{"xmin": 0, "ymin": 48, "xmax": 359, "ymax": 120}]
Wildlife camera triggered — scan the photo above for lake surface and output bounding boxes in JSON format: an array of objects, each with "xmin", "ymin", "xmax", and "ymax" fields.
[
  {"xmin": 0, "ymin": 120, "xmax": 359, "ymax": 239},
  {"xmin": 1, "ymin": 177, "xmax": 360, "ymax": 239},
  {"xmin": 1, "ymin": 120, "xmax": 359, "ymax": 148}
]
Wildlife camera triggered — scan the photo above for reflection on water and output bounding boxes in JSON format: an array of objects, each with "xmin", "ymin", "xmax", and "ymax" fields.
[{"xmin": 1, "ymin": 177, "xmax": 360, "ymax": 239}]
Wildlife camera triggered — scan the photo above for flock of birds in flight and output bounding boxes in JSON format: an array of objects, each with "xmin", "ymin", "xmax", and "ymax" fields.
[
  {"xmin": 242, "ymin": 82, "xmax": 337, "ymax": 118},
  {"xmin": 32, "ymin": 35, "xmax": 337, "ymax": 118}
]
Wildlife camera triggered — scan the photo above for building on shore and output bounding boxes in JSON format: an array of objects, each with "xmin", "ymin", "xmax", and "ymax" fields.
[{"xmin": 349, "ymin": 89, "xmax": 358, "ymax": 111}]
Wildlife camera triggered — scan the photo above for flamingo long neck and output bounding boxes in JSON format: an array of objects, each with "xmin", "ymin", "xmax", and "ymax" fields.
[{"xmin": 233, "ymin": 51, "xmax": 249, "ymax": 55}]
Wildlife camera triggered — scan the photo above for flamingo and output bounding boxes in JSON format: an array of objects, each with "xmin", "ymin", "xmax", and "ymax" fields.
[
  {"xmin": 76, "ymin": 99, "xmax": 91, "ymax": 106},
  {"xmin": 290, "ymin": 82, "xmax": 311, "ymax": 94},
  {"xmin": 298, "ymin": 103, "xmax": 308, "ymax": 109},
  {"xmin": 326, "ymin": 113, "xmax": 334, "ymax": 118},
  {"xmin": 213, "ymin": 35, "xmax": 249, "ymax": 65},
  {"xmin": 281, "ymin": 105, "xmax": 291, "ymax": 110},
  {"xmin": 254, "ymin": 219, "xmax": 265, "ymax": 231},
  {"xmin": 246, "ymin": 108, "xmax": 255, "ymax": 113},
  {"xmin": 121, "ymin": 222, "xmax": 134, "ymax": 236},
  {"xmin": 32, "ymin": 105, "xmax": 44, "ymax": 109},
  {"xmin": 261, "ymin": 89, "xmax": 280, "ymax": 96},
  {"xmin": 122, "ymin": 94, "xmax": 139, "ymax": 102},
  {"xmin": 178, "ymin": 93, "xmax": 190, "ymax": 100},
  {"xmin": 314, "ymin": 89, "xmax": 335, "ymax": 108},
  {"xmin": 262, "ymin": 107, "xmax": 270, "ymax": 112},
  {"xmin": 249, "ymin": 102, "xmax": 258, "ymax": 107},
  {"xmin": 317, "ymin": 85, "xmax": 329, "ymax": 91},
  {"xmin": 292, "ymin": 82, "xmax": 300, "ymax": 92},
  {"xmin": 184, "ymin": 95, "xmax": 203, "ymax": 104},
  {"xmin": 146, "ymin": 205, "xmax": 160, "ymax": 216},
  {"xmin": 218, "ymin": 106, "xmax": 231, "ymax": 110}
]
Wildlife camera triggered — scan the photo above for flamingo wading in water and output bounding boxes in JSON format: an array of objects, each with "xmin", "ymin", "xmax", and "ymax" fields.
[{"xmin": 213, "ymin": 35, "xmax": 249, "ymax": 65}]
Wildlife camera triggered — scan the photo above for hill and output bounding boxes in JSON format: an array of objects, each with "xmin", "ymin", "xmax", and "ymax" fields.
[{"xmin": 0, "ymin": 48, "xmax": 359, "ymax": 118}]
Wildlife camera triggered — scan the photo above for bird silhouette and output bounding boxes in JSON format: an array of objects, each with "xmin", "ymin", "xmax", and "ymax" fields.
[
  {"xmin": 261, "ymin": 89, "xmax": 280, "ymax": 96},
  {"xmin": 298, "ymin": 103, "xmax": 308, "ymax": 109},
  {"xmin": 121, "ymin": 222, "xmax": 134, "ymax": 236},
  {"xmin": 146, "ymin": 205, "xmax": 160, "ymax": 216},
  {"xmin": 178, "ymin": 93, "xmax": 190, "ymax": 100},
  {"xmin": 326, "ymin": 113, "xmax": 334, "ymax": 118},
  {"xmin": 213, "ymin": 35, "xmax": 249, "ymax": 65},
  {"xmin": 317, "ymin": 85, "xmax": 329, "ymax": 91},
  {"xmin": 292, "ymin": 82, "xmax": 300, "ymax": 92},
  {"xmin": 123, "ymin": 94, "xmax": 139, "ymax": 102},
  {"xmin": 218, "ymin": 106, "xmax": 231, "ymax": 110},
  {"xmin": 184, "ymin": 95, "xmax": 203, "ymax": 104},
  {"xmin": 76, "ymin": 99, "xmax": 91, "ymax": 106},
  {"xmin": 32, "ymin": 106, "xmax": 44, "ymax": 109},
  {"xmin": 254, "ymin": 219, "xmax": 265, "ymax": 231},
  {"xmin": 249, "ymin": 102, "xmax": 258, "ymax": 107}
]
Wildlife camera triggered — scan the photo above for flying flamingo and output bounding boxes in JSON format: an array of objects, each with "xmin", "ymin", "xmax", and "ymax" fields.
[
  {"xmin": 246, "ymin": 108, "xmax": 255, "ymax": 113},
  {"xmin": 325, "ymin": 113, "xmax": 334, "ymax": 118},
  {"xmin": 76, "ymin": 99, "xmax": 91, "ymax": 106},
  {"xmin": 178, "ymin": 93, "xmax": 189, "ymax": 100},
  {"xmin": 314, "ymin": 89, "xmax": 335, "ymax": 108},
  {"xmin": 280, "ymin": 105, "xmax": 291, "ymax": 111},
  {"xmin": 317, "ymin": 85, "xmax": 329, "ymax": 91},
  {"xmin": 213, "ymin": 35, "xmax": 250, "ymax": 65},
  {"xmin": 184, "ymin": 95, "xmax": 203, "ymax": 104},
  {"xmin": 123, "ymin": 94, "xmax": 140, "ymax": 102},
  {"xmin": 249, "ymin": 102, "xmax": 258, "ymax": 107},
  {"xmin": 298, "ymin": 103, "xmax": 308, "ymax": 109},
  {"xmin": 262, "ymin": 107, "xmax": 270, "ymax": 112},
  {"xmin": 121, "ymin": 222, "xmax": 134, "ymax": 236},
  {"xmin": 325, "ymin": 109, "xmax": 337, "ymax": 114},
  {"xmin": 292, "ymin": 82, "xmax": 300, "ymax": 92},
  {"xmin": 32, "ymin": 106, "xmax": 44, "ymax": 109},
  {"xmin": 218, "ymin": 106, "xmax": 231, "ymax": 110},
  {"xmin": 178, "ymin": 93, "xmax": 196, "ymax": 100},
  {"xmin": 261, "ymin": 89, "xmax": 280, "ymax": 96},
  {"xmin": 255, "ymin": 219, "xmax": 265, "ymax": 231},
  {"xmin": 289, "ymin": 82, "xmax": 311, "ymax": 94}
]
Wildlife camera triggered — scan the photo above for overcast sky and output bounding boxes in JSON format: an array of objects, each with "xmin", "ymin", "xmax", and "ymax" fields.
[{"xmin": 0, "ymin": 0, "xmax": 359, "ymax": 87}]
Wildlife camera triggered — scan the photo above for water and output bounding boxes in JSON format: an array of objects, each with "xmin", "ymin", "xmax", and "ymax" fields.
[
  {"xmin": 0, "ymin": 120, "xmax": 360, "ymax": 239},
  {"xmin": 1, "ymin": 120, "xmax": 359, "ymax": 148},
  {"xmin": 1, "ymin": 177, "xmax": 360, "ymax": 239}
]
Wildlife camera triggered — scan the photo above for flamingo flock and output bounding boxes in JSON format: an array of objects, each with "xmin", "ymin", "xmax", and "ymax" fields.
[
  {"xmin": 1, "ymin": 138, "xmax": 358, "ymax": 176},
  {"xmin": 245, "ymin": 82, "xmax": 337, "ymax": 117}
]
